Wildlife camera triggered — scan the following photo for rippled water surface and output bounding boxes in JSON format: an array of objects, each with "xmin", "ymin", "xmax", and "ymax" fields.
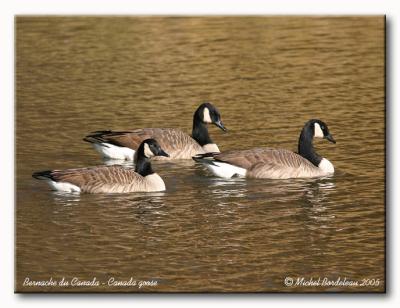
[{"xmin": 16, "ymin": 16, "xmax": 385, "ymax": 292}]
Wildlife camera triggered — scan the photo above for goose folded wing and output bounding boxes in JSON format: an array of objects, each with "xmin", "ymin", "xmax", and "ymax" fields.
[
  {"xmin": 213, "ymin": 148, "xmax": 289, "ymax": 169},
  {"xmin": 90, "ymin": 128, "xmax": 198, "ymax": 152},
  {"xmin": 213, "ymin": 148, "xmax": 320, "ymax": 178},
  {"xmin": 245, "ymin": 149, "xmax": 322, "ymax": 179},
  {"xmin": 87, "ymin": 130, "xmax": 152, "ymax": 149},
  {"xmin": 50, "ymin": 166, "xmax": 144, "ymax": 190},
  {"xmin": 140, "ymin": 128, "xmax": 203, "ymax": 156}
]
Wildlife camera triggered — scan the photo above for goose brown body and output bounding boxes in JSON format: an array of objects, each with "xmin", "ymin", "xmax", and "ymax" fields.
[
  {"xmin": 83, "ymin": 102, "xmax": 226, "ymax": 160},
  {"xmin": 38, "ymin": 165, "xmax": 165, "ymax": 193},
  {"xmin": 211, "ymin": 148, "xmax": 328, "ymax": 179},
  {"xmin": 33, "ymin": 139, "xmax": 169, "ymax": 193},
  {"xmin": 193, "ymin": 119, "xmax": 336, "ymax": 179},
  {"xmin": 86, "ymin": 128, "xmax": 206, "ymax": 160}
]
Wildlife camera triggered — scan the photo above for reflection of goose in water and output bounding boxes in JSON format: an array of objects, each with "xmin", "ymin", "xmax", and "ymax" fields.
[
  {"xmin": 51, "ymin": 189, "xmax": 168, "ymax": 229},
  {"xmin": 207, "ymin": 177, "xmax": 248, "ymax": 199},
  {"xmin": 294, "ymin": 178, "xmax": 338, "ymax": 234},
  {"xmin": 52, "ymin": 191, "xmax": 83, "ymax": 207},
  {"xmin": 116, "ymin": 195, "xmax": 169, "ymax": 227},
  {"xmin": 202, "ymin": 172, "xmax": 337, "ymax": 206},
  {"xmin": 304, "ymin": 180, "xmax": 336, "ymax": 205}
]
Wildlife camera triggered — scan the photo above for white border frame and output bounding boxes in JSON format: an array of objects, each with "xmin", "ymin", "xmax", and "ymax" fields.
[{"xmin": 2, "ymin": 0, "xmax": 398, "ymax": 307}]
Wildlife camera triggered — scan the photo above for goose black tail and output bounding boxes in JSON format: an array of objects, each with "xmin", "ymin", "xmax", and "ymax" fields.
[
  {"xmin": 83, "ymin": 130, "xmax": 112, "ymax": 144},
  {"xmin": 32, "ymin": 170, "xmax": 54, "ymax": 180},
  {"xmin": 83, "ymin": 136, "xmax": 104, "ymax": 144},
  {"xmin": 192, "ymin": 153, "xmax": 219, "ymax": 166},
  {"xmin": 83, "ymin": 130, "xmax": 131, "ymax": 147}
]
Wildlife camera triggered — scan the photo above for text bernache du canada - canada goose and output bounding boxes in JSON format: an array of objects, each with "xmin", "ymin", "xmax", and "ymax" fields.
[
  {"xmin": 32, "ymin": 139, "xmax": 169, "ymax": 193},
  {"xmin": 193, "ymin": 119, "xmax": 336, "ymax": 179},
  {"xmin": 83, "ymin": 102, "xmax": 227, "ymax": 160}
]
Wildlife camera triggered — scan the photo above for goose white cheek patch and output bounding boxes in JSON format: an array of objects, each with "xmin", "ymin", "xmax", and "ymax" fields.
[
  {"xmin": 314, "ymin": 123, "xmax": 324, "ymax": 138},
  {"xmin": 144, "ymin": 143, "xmax": 154, "ymax": 157},
  {"xmin": 203, "ymin": 107, "xmax": 212, "ymax": 123}
]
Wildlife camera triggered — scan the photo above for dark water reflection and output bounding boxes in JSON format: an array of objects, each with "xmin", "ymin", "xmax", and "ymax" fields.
[{"xmin": 16, "ymin": 16, "xmax": 384, "ymax": 292}]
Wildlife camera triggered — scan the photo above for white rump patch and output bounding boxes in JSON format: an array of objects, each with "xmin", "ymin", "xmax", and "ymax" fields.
[
  {"xmin": 318, "ymin": 158, "xmax": 334, "ymax": 174},
  {"xmin": 203, "ymin": 107, "xmax": 212, "ymax": 123},
  {"xmin": 203, "ymin": 161, "xmax": 247, "ymax": 179},
  {"xmin": 144, "ymin": 143, "xmax": 154, "ymax": 158},
  {"xmin": 202, "ymin": 143, "xmax": 220, "ymax": 153},
  {"xmin": 93, "ymin": 143, "xmax": 135, "ymax": 160},
  {"xmin": 314, "ymin": 122, "xmax": 324, "ymax": 138},
  {"xmin": 47, "ymin": 180, "xmax": 81, "ymax": 193}
]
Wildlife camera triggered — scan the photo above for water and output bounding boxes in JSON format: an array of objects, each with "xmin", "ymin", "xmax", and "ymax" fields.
[{"xmin": 16, "ymin": 16, "xmax": 385, "ymax": 292}]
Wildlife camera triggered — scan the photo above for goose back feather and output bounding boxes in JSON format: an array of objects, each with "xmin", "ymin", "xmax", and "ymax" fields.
[
  {"xmin": 33, "ymin": 166, "xmax": 165, "ymax": 193},
  {"xmin": 85, "ymin": 128, "xmax": 205, "ymax": 160},
  {"xmin": 196, "ymin": 148, "xmax": 329, "ymax": 179}
]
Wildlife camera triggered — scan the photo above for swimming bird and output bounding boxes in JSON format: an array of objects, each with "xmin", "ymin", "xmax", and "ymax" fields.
[
  {"xmin": 83, "ymin": 102, "xmax": 227, "ymax": 160},
  {"xmin": 32, "ymin": 139, "xmax": 169, "ymax": 193},
  {"xmin": 193, "ymin": 119, "xmax": 336, "ymax": 179}
]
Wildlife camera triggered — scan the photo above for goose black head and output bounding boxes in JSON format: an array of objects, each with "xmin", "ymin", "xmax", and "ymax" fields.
[
  {"xmin": 195, "ymin": 102, "xmax": 227, "ymax": 132},
  {"xmin": 309, "ymin": 119, "xmax": 336, "ymax": 144},
  {"xmin": 142, "ymin": 139, "xmax": 169, "ymax": 158}
]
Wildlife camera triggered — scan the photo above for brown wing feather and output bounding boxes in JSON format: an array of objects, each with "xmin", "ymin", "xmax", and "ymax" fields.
[
  {"xmin": 94, "ymin": 129, "xmax": 153, "ymax": 149},
  {"xmin": 96, "ymin": 128, "xmax": 204, "ymax": 159},
  {"xmin": 214, "ymin": 148, "xmax": 323, "ymax": 179},
  {"xmin": 51, "ymin": 165, "xmax": 146, "ymax": 193}
]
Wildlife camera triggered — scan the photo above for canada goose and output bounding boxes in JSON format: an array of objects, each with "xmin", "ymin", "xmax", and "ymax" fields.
[
  {"xmin": 193, "ymin": 119, "xmax": 336, "ymax": 179},
  {"xmin": 32, "ymin": 139, "xmax": 169, "ymax": 193},
  {"xmin": 83, "ymin": 102, "xmax": 227, "ymax": 160}
]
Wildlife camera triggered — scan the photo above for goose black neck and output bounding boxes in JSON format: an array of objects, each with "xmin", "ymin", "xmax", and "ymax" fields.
[
  {"xmin": 134, "ymin": 147, "xmax": 154, "ymax": 177},
  {"xmin": 192, "ymin": 112, "xmax": 213, "ymax": 146},
  {"xmin": 298, "ymin": 125, "xmax": 322, "ymax": 167}
]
